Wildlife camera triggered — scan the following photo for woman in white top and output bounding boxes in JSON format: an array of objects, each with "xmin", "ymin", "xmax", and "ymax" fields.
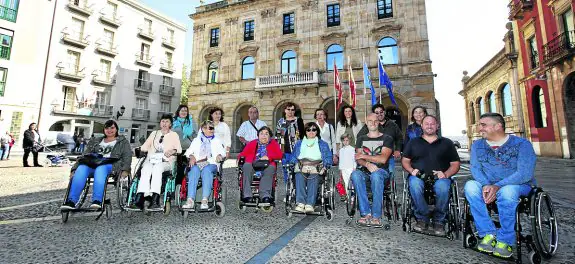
[
  {"xmin": 335, "ymin": 105, "xmax": 363, "ymax": 151},
  {"xmin": 208, "ymin": 107, "xmax": 231, "ymax": 158},
  {"xmin": 183, "ymin": 120, "xmax": 226, "ymax": 210}
]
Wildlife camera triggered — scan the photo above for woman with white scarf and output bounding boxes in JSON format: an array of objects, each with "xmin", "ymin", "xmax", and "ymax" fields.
[{"xmin": 183, "ymin": 120, "xmax": 226, "ymax": 210}]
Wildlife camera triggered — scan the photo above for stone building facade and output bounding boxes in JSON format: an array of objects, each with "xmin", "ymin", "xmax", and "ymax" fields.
[{"xmin": 189, "ymin": 0, "xmax": 437, "ymax": 152}]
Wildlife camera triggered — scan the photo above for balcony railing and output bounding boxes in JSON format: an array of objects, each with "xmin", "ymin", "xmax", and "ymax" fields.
[
  {"xmin": 0, "ymin": 81, "xmax": 5, "ymax": 96},
  {"xmin": 255, "ymin": 72, "xmax": 322, "ymax": 89},
  {"xmin": 95, "ymin": 43, "xmax": 118, "ymax": 57},
  {"xmin": 157, "ymin": 111, "xmax": 171, "ymax": 121},
  {"xmin": 57, "ymin": 63, "xmax": 85, "ymax": 81},
  {"xmin": 159, "ymin": 84, "xmax": 175, "ymax": 96},
  {"xmin": 92, "ymin": 104, "xmax": 113, "ymax": 117},
  {"xmin": 132, "ymin": 108, "xmax": 151, "ymax": 121},
  {"xmin": 160, "ymin": 61, "xmax": 175, "ymax": 73},
  {"xmin": 135, "ymin": 53, "xmax": 153, "ymax": 67},
  {"xmin": 137, "ymin": 27, "xmax": 155, "ymax": 41},
  {"xmin": 0, "ymin": 5, "xmax": 17, "ymax": 22},
  {"xmin": 162, "ymin": 37, "xmax": 176, "ymax": 49},
  {"xmin": 543, "ymin": 30, "xmax": 575, "ymax": 66},
  {"xmin": 62, "ymin": 29, "xmax": 90, "ymax": 48},
  {"xmin": 99, "ymin": 11, "xmax": 121, "ymax": 27},
  {"xmin": 134, "ymin": 79, "xmax": 152, "ymax": 92},
  {"xmin": 0, "ymin": 46, "xmax": 11, "ymax": 60},
  {"xmin": 67, "ymin": 0, "xmax": 93, "ymax": 17},
  {"xmin": 92, "ymin": 70, "xmax": 113, "ymax": 86},
  {"xmin": 508, "ymin": 0, "xmax": 533, "ymax": 20}
]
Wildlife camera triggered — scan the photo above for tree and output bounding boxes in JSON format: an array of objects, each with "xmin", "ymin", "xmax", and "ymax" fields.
[{"xmin": 180, "ymin": 64, "xmax": 190, "ymax": 105}]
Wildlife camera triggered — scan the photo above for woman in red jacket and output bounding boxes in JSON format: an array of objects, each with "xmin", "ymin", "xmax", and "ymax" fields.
[{"xmin": 238, "ymin": 126, "xmax": 283, "ymax": 204}]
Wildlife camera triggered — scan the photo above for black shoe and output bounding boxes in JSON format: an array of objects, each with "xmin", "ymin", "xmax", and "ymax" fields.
[
  {"xmin": 432, "ymin": 222, "xmax": 446, "ymax": 236},
  {"xmin": 413, "ymin": 220, "xmax": 428, "ymax": 232},
  {"xmin": 261, "ymin": 197, "xmax": 272, "ymax": 204},
  {"xmin": 60, "ymin": 200, "xmax": 75, "ymax": 210},
  {"xmin": 133, "ymin": 193, "xmax": 145, "ymax": 210},
  {"xmin": 149, "ymin": 194, "xmax": 161, "ymax": 209},
  {"xmin": 34, "ymin": 164, "xmax": 43, "ymax": 167},
  {"xmin": 242, "ymin": 197, "xmax": 252, "ymax": 203},
  {"xmin": 24, "ymin": 164, "xmax": 31, "ymax": 167}
]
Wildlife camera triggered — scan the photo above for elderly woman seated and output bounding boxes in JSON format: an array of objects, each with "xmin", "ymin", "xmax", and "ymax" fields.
[
  {"xmin": 183, "ymin": 120, "xmax": 226, "ymax": 210},
  {"xmin": 289, "ymin": 122, "xmax": 333, "ymax": 213},
  {"xmin": 237, "ymin": 126, "xmax": 282, "ymax": 204}
]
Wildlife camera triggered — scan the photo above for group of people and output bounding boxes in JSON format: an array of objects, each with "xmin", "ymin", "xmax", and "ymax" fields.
[
  {"xmin": 57, "ymin": 102, "xmax": 537, "ymax": 260},
  {"xmin": 0, "ymin": 131, "xmax": 15, "ymax": 161}
]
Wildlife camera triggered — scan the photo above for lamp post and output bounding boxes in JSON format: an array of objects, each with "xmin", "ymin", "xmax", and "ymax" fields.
[{"xmin": 116, "ymin": 105, "xmax": 125, "ymax": 120}]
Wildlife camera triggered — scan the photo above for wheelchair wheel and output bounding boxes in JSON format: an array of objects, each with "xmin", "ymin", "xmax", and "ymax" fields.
[
  {"xmin": 117, "ymin": 176, "xmax": 131, "ymax": 211},
  {"xmin": 183, "ymin": 210, "xmax": 189, "ymax": 220},
  {"xmin": 78, "ymin": 181, "xmax": 89, "ymax": 208},
  {"xmin": 174, "ymin": 184, "xmax": 182, "ymax": 207},
  {"xmin": 528, "ymin": 251, "xmax": 542, "ymax": 264},
  {"xmin": 326, "ymin": 170, "xmax": 336, "ymax": 211},
  {"xmin": 449, "ymin": 181, "xmax": 461, "ymax": 240},
  {"xmin": 238, "ymin": 201, "xmax": 247, "ymax": 212},
  {"xmin": 215, "ymin": 202, "xmax": 225, "ymax": 218},
  {"xmin": 61, "ymin": 211, "xmax": 69, "ymax": 223},
  {"xmin": 346, "ymin": 183, "xmax": 356, "ymax": 218},
  {"xmin": 105, "ymin": 204, "xmax": 112, "ymax": 219},
  {"xmin": 163, "ymin": 201, "xmax": 171, "ymax": 216},
  {"xmin": 325, "ymin": 209, "xmax": 334, "ymax": 221},
  {"xmin": 260, "ymin": 205, "xmax": 273, "ymax": 213},
  {"xmin": 531, "ymin": 191, "xmax": 558, "ymax": 259},
  {"xmin": 464, "ymin": 234, "xmax": 478, "ymax": 248}
]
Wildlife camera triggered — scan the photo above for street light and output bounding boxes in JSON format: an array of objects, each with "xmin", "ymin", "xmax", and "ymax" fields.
[{"xmin": 116, "ymin": 105, "xmax": 125, "ymax": 120}]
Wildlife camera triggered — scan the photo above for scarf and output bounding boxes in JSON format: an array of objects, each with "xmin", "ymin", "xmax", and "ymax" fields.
[
  {"xmin": 199, "ymin": 132, "xmax": 214, "ymax": 159},
  {"xmin": 173, "ymin": 116, "xmax": 194, "ymax": 139},
  {"xmin": 255, "ymin": 141, "xmax": 268, "ymax": 160},
  {"xmin": 298, "ymin": 137, "xmax": 321, "ymax": 160}
]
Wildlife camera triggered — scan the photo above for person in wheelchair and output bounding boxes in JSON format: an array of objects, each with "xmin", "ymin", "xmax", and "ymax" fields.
[
  {"xmin": 351, "ymin": 113, "xmax": 394, "ymax": 228},
  {"xmin": 61, "ymin": 120, "xmax": 132, "ymax": 210},
  {"xmin": 237, "ymin": 126, "xmax": 282, "ymax": 204},
  {"xmin": 182, "ymin": 120, "xmax": 226, "ymax": 210},
  {"xmin": 401, "ymin": 115, "xmax": 460, "ymax": 236},
  {"xmin": 288, "ymin": 122, "xmax": 333, "ymax": 213},
  {"xmin": 135, "ymin": 114, "xmax": 182, "ymax": 210},
  {"xmin": 465, "ymin": 113, "xmax": 537, "ymax": 259}
]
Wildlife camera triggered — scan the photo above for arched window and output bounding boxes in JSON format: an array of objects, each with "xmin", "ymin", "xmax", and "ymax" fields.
[
  {"xmin": 326, "ymin": 44, "xmax": 344, "ymax": 70},
  {"xmin": 478, "ymin": 97, "xmax": 485, "ymax": 116},
  {"xmin": 207, "ymin": 62, "xmax": 218, "ymax": 84},
  {"xmin": 470, "ymin": 102, "xmax": 476, "ymax": 123},
  {"xmin": 488, "ymin": 91, "xmax": 496, "ymax": 113},
  {"xmin": 532, "ymin": 86, "xmax": 548, "ymax": 128},
  {"xmin": 377, "ymin": 37, "xmax": 399, "ymax": 65},
  {"xmin": 501, "ymin": 83, "xmax": 513, "ymax": 116},
  {"xmin": 241, "ymin": 56, "xmax": 255, "ymax": 80},
  {"xmin": 281, "ymin": 50, "xmax": 297, "ymax": 74}
]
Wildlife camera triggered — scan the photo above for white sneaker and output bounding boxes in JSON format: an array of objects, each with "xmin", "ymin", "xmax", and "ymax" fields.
[
  {"xmin": 304, "ymin": 204, "xmax": 315, "ymax": 213},
  {"xmin": 182, "ymin": 198, "xmax": 194, "ymax": 209},
  {"xmin": 200, "ymin": 199, "xmax": 209, "ymax": 210},
  {"xmin": 294, "ymin": 203, "xmax": 305, "ymax": 212}
]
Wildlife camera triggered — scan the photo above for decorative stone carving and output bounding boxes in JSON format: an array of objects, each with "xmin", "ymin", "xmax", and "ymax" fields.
[
  {"xmin": 301, "ymin": 0, "xmax": 319, "ymax": 10},
  {"xmin": 260, "ymin": 8, "xmax": 276, "ymax": 18},
  {"xmin": 238, "ymin": 45, "xmax": 259, "ymax": 57},
  {"xmin": 193, "ymin": 24, "xmax": 205, "ymax": 33},
  {"xmin": 276, "ymin": 39, "xmax": 301, "ymax": 48},
  {"xmin": 321, "ymin": 32, "xmax": 348, "ymax": 41},
  {"xmin": 371, "ymin": 23, "xmax": 402, "ymax": 34},
  {"xmin": 204, "ymin": 52, "xmax": 222, "ymax": 63},
  {"xmin": 225, "ymin": 17, "xmax": 239, "ymax": 25}
]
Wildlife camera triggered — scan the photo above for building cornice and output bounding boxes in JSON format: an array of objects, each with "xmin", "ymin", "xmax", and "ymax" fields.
[
  {"xmin": 119, "ymin": 0, "xmax": 186, "ymax": 31},
  {"xmin": 463, "ymin": 48, "xmax": 508, "ymax": 88}
]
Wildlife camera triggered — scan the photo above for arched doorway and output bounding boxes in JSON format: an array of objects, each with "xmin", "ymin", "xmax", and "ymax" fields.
[
  {"xmin": 273, "ymin": 101, "xmax": 302, "ymax": 129},
  {"xmin": 199, "ymin": 105, "xmax": 217, "ymax": 123},
  {"xmin": 380, "ymin": 97, "xmax": 408, "ymax": 133},
  {"xmin": 232, "ymin": 104, "xmax": 254, "ymax": 152},
  {"xmin": 564, "ymin": 73, "xmax": 575, "ymax": 158},
  {"xmin": 320, "ymin": 98, "xmax": 336, "ymax": 126}
]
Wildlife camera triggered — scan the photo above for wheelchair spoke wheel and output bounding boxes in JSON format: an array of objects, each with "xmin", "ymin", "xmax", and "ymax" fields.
[
  {"xmin": 117, "ymin": 177, "xmax": 131, "ymax": 211},
  {"xmin": 532, "ymin": 191, "xmax": 558, "ymax": 259},
  {"xmin": 163, "ymin": 201, "xmax": 171, "ymax": 216},
  {"xmin": 346, "ymin": 189, "xmax": 356, "ymax": 218},
  {"xmin": 105, "ymin": 204, "xmax": 113, "ymax": 219},
  {"xmin": 174, "ymin": 184, "xmax": 183, "ymax": 207},
  {"xmin": 260, "ymin": 205, "xmax": 273, "ymax": 213},
  {"xmin": 215, "ymin": 202, "xmax": 225, "ymax": 218},
  {"xmin": 61, "ymin": 211, "xmax": 69, "ymax": 223}
]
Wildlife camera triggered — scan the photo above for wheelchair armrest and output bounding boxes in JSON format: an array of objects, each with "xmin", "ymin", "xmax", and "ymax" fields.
[{"xmin": 238, "ymin": 156, "xmax": 245, "ymax": 166}]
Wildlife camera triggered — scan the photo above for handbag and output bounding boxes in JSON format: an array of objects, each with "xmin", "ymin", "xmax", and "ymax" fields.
[
  {"xmin": 252, "ymin": 159, "xmax": 269, "ymax": 171},
  {"xmin": 295, "ymin": 159, "xmax": 324, "ymax": 174},
  {"xmin": 77, "ymin": 153, "xmax": 118, "ymax": 169}
]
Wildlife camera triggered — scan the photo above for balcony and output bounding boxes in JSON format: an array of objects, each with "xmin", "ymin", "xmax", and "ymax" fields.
[
  {"xmin": 56, "ymin": 63, "xmax": 85, "ymax": 82},
  {"xmin": 160, "ymin": 61, "xmax": 175, "ymax": 73},
  {"xmin": 137, "ymin": 27, "xmax": 155, "ymax": 41},
  {"xmin": 134, "ymin": 79, "xmax": 153, "ymax": 92},
  {"xmin": 92, "ymin": 104, "xmax": 113, "ymax": 117},
  {"xmin": 92, "ymin": 71, "xmax": 114, "ymax": 86},
  {"xmin": 543, "ymin": 30, "xmax": 575, "ymax": 66},
  {"xmin": 157, "ymin": 111, "xmax": 171, "ymax": 121},
  {"xmin": 135, "ymin": 53, "xmax": 153, "ymax": 67},
  {"xmin": 162, "ymin": 37, "xmax": 176, "ymax": 49},
  {"xmin": 99, "ymin": 12, "xmax": 121, "ymax": 27},
  {"xmin": 0, "ymin": 81, "xmax": 5, "ymax": 96},
  {"xmin": 255, "ymin": 72, "xmax": 323, "ymax": 90},
  {"xmin": 62, "ymin": 28, "xmax": 90, "ymax": 48},
  {"xmin": 0, "ymin": 5, "xmax": 18, "ymax": 22},
  {"xmin": 67, "ymin": 0, "xmax": 93, "ymax": 17},
  {"xmin": 95, "ymin": 43, "xmax": 118, "ymax": 57},
  {"xmin": 508, "ymin": 0, "xmax": 533, "ymax": 20},
  {"xmin": 132, "ymin": 108, "xmax": 151, "ymax": 121},
  {"xmin": 159, "ymin": 84, "xmax": 175, "ymax": 96}
]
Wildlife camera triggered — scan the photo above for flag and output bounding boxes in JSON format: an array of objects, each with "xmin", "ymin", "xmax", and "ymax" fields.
[
  {"xmin": 348, "ymin": 61, "xmax": 356, "ymax": 108},
  {"xmin": 363, "ymin": 58, "xmax": 377, "ymax": 106},
  {"xmin": 334, "ymin": 60, "xmax": 343, "ymax": 108},
  {"xmin": 378, "ymin": 59, "xmax": 397, "ymax": 106}
]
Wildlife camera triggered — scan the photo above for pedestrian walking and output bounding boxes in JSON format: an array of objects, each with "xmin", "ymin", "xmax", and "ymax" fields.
[
  {"xmin": 6, "ymin": 133, "xmax": 15, "ymax": 159},
  {"xmin": 0, "ymin": 131, "xmax": 10, "ymax": 160},
  {"xmin": 23, "ymin": 123, "xmax": 43, "ymax": 167}
]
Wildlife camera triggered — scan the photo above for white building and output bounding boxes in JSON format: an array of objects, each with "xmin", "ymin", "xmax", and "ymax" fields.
[{"xmin": 0, "ymin": 0, "xmax": 186, "ymax": 150}]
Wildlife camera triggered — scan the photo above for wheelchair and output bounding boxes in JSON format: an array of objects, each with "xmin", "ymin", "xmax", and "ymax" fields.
[
  {"xmin": 462, "ymin": 187, "xmax": 558, "ymax": 264},
  {"xmin": 174, "ymin": 158, "xmax": 227, "ymax": 219},
  {"xmin": 237, "ymin": 157, "xmax": 278, "ymax": 213},
  {"xmin": 400, "ymin": 171, "xmax": 462, "ymax": 240},
  {"xmin": 117, "ymin": 147, "xmax": 175, "ymax": 216},
  {"xmin": 284, "ymin": 160, "xmax": 336, "ymax": 221},
  {"xmin": 345, "ymin": 166, "xmax": 398, "ymax": 230}
]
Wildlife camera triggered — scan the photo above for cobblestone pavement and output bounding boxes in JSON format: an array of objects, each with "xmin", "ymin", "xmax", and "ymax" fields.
[{"xmin": 0, "ymin": 156, "xmax": 574, "ymax": 264}]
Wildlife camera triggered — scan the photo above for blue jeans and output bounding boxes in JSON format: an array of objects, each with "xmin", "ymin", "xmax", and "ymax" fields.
[
  {"xmin": 0, "ymin": 144, "xmax": 8, "ymax": 159},
  {"xmin": 351, "ymin": 168, "xmax": 389, "ymax": 219},
  {"xmin": 295, "ymin": 172, "xmax": 319, "ymax": 205},
  {"xmin": 464, "ymin": 180, "xmax": 532, "ymax": 246},
  {"xmin": 409, "ymin": 176, "xmax": 451, "ymax": 223},
  {"xmin": 68, "ymin": 164, "xmax": 113, "ymax": 203},
  {"xmin": 187, "ymin": 164, "xmax": 217, "ymax": 200},
  {"xmin": 281, "ymin": 153, "xmax": 294, "ymax": 182},
  {"xmin": 388, "ymin": 157, "xmax": 395, "ymax": 177}
]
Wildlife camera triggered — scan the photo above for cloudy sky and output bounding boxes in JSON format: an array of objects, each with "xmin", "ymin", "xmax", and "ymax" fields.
[{"xmin": 140, "ymin": 0, "xmax": 509, "ymax": 136}]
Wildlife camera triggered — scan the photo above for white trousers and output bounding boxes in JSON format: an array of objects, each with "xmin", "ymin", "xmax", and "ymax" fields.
[
  {"xmin": 340, "ymin": 168, "xmax": 354, "ymax": 190},
  {"xmin": 137, "ymin": 161, "xmax": 171, "ymax": 196}
]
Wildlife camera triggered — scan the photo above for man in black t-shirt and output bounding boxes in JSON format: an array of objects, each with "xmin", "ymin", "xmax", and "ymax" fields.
[
  {"xmin": 351, "ymin": 113, "xmax": 394, "ymax": 228},
  {"xmin": 402, "ymin": 115, "xmax": 460, "ymax": 236}
]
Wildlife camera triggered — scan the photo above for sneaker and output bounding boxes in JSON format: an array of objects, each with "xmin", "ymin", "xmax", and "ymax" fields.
[
  {"xmin": 432, "ymin": 222, "xmax": 446, "ymax": 236},
  {"xmin": 200, "ymin": 199, "xmax": 209, "ymax": 210},
  {"xmin": 304, "ymin": 204, "xmax": 314, "ymax": 213},
  {"xmin": 493, "ymin": 241, "xmax": 513, "ymax": 258},
  {"xmin": 182, "ymin": 198, "xmax": 194, "ymax": 209},
  {"xmin": 294, "ymin": 203, "xmax": 305, "ymax": 212},
  {"xmin": 413, "ymin": 220, "xmax": 428, "ymax": 232},
  {"xmin": 60, "ymin": 200, "xmax": 75, "ymax": 210},
  {"xmin": 90, "ymin": 201, "xmax": 102, "ymax": 209},
  {"xmin": 477, "ymin": 234, "xmax": 496, "ymax": 254}
]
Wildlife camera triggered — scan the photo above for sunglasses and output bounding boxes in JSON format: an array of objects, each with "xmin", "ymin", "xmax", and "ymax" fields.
[
  {"xmin": 207, "ymin": 126, "xmax": 215, "ymax": 130},
  {"xmin": 306, "ymin": 128, "xmax": 317, "ymax": 132},
  {"xmin": 159, "ymin": 135, "xmax": 164, "ymax": 144},
  {"xmin": 286, "ymin": 108, "xmax": 296, "ymax": 112}
]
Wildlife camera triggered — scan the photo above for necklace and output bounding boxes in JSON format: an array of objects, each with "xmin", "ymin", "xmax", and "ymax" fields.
[{"xmin": 305, "ymin": 141, "xmax": 316, "ymax": 147}]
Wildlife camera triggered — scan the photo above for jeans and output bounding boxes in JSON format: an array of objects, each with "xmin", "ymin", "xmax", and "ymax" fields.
[
  {"xmin": 0, "ymin": 144, "xmax": 8, "ymax": 159},
  {"xmin": 68, "ymin": 164, "xmax": 113, "ymax": 203},
  {"xmin": 79, "ymin": 143, "xmax": 85, "ymax": 153},
  {"xmin": 281, "ymin": 153, "xmax": 294, "ymax": 182},
  {"xmin": 464, "ymin": 180, "xmax": 532, "ymax": 246},
  {"xmin": 409, "ymin": 176, "xmax": 451, "ymax": 223},
  {"xmin": 388, "ymin": 157, "xmax": 395, "ymax": 177},
  {"xmin": 351, "ymin": 168, "xmax": 389, "ymax": 219},
  {"xmin": 187, "ymin": 164, "xmax": 217, "ymax": 200},
  {"xmin": 295, "ymin": 172, "xmax": 319, "ymax": 205},
  {"xmin": 242, "ymin": 163, "xmax": 275, "ymax": 199}
]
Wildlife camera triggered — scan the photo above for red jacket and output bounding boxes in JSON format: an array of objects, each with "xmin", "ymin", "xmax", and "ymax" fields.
[{"xmin": 238, "ymin": 139, "xmax": 283, "ymax": 167}]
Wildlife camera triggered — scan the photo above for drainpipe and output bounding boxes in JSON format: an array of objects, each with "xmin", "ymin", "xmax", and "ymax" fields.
[{"xmin": 37, "ymin": 0, "xmax": 58, "ymax": 130}]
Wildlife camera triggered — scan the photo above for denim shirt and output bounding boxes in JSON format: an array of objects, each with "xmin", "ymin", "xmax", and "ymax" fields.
[{"xmin": 288, "ymin": 139, "xmax": 333, "ymax": 167}]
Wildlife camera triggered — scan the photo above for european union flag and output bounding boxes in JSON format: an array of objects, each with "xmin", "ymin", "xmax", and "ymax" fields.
[
  {"xmin": 378, "ymin": 59, "xmax": 397, "ymax": 106},
  {"xmin": 363, "ymin": 60, "xmax": 377, "ymax": 106}
]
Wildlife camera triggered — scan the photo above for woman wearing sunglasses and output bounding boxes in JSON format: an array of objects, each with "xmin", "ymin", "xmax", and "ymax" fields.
[
  {"xmin": 289, "ymin": 122, "xmax": 333, "ymax": 213},
  {"xmin": 183, "ymin": 120, "xmax": 226, "ymax": 210},
  {"xmin": 136, "ymin": 114, "xmax": 182, "ymax": 210}
]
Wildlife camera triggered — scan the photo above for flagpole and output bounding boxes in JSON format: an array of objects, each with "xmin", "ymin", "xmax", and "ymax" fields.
[
  {"xmin": 362, "ymin": 54, "xmax": 367, "ymax": 121},
  {"xmin": 333, "ymin": 60, "xmax": 338, "ymax": 135}
]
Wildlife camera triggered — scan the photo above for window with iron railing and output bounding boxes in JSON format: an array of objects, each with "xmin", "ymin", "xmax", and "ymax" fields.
[
  {"xmin": 528, "ymin": 36, "xmax": 539, "ymax": 69},
  {"xmin": 0, "ymin": 33, "xmax": 13, "ymax": 60},
  {"xmin": 0, "ymin": 0, "xmax": 19, "ymax": 22},
  {"xmin": 0, "ymin": 67, "xmax": 7, "ymax": 96}
]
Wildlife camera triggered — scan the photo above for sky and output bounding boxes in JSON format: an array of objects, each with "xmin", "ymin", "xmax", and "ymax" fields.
[{"xmin": 140, "ymin": 0, "xmax": 510, "ymax": 137}]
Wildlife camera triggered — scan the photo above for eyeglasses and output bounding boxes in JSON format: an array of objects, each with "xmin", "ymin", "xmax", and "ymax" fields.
[
  {"xmin": 207, "ymin": 126, "xmax": 215, "ymax": 130},
  {"xmin": 374, "ymin": 111, "xmax": 385, "ymax": 114},
  {"xmin": 306, "ymin": 128, "xmax": 317, "ymax": 132},
  {"xmin": 286, "ymin": 108, "xmax": 296, "ymax": 112},
  {"xmin": 159, "ymin": 135, "xmax": 164, "ymax": 144}
]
